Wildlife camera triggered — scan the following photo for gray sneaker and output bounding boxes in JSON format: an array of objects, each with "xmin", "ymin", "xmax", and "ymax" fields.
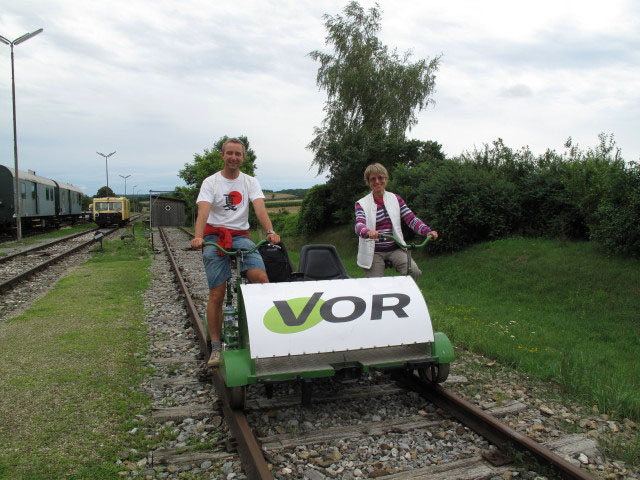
[{"xmin": 208, "ymin": 342, "xmax": 222, "ymax": 368}]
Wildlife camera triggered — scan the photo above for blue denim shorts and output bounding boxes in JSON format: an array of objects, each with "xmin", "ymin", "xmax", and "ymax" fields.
[{"xmin": 202, "ymin": 234, "xmax": 266, "ymax": 289}]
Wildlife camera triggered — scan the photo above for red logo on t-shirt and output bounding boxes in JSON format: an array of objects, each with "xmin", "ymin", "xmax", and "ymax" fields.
[
  {"xmin": 228, "ymin": 191, "xmax": 242, "ymax": 205},
  {"xmin": 223, "ymin": 191, "xmax": 243, "ymax": 211}
]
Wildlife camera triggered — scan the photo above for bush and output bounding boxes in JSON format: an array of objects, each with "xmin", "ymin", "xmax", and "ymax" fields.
[
  {"xmin": 297, "ymin": 134, "xmax": 638, "ymax": 257},
  {"xmin": 516, "ymin": 167, "xmax": 586, "ymax": 239},
  {"xmin": 270, "ymin": 211, "xmax": 301, "ymax": 238},
  {"xmin": 298, "ymin": 184, "xmax": 336, "ymax": 234},
  {"xmin": 590, "ymin": 164, "xmax": 640, "ymax": 256},
  {"xmin": 392, "ymin": 161, "xmax": 520, "ymax": 252}
]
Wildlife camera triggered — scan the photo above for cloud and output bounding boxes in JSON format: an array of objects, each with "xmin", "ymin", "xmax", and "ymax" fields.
[
  {"xmin": 1, "ymin": 0, "xmax": 639, "ymax": 197},
  {"xmin": 500, "ymin": 84, "xmax": 534, "ymax": 98}
]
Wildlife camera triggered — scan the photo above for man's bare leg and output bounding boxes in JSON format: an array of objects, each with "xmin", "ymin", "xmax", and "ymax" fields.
[{"xmin": 207, "ymin": 282, "xmax": 226, "ymax": 367}]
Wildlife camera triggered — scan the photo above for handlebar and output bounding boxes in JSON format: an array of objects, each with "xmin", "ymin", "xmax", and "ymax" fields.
[
  {"xmin": 379, "ymin": 233, "xmax": 432, "ymax": 249},
  {"xmin": 202, "ymin": 239, "xmax": 268, "ymax": 256}
]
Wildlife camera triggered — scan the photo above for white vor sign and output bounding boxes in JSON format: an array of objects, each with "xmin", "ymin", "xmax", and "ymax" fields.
[{"xmin": 241, "ymin": 276, "xmax": 433, "ymax": 359}]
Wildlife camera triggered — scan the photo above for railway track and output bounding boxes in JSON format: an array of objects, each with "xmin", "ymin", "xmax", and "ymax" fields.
[
  {"xmin": 156, "ymin": 226, "xmax": 599, "ymax": 480},
  {"xmin": 0, "ymin": 224, "xmax": 136, "ymax": 320},
  {"xmin": 0, "ymin": 216, "xmax": 143, "ymax": 292},
  {"xmin": 0, "ymin": 219, "xmax": 93, "ymax": 245},
  {"xmin": 0, "ymin": 227, "xmax": 116, "ymax": 294},
  {"xmin": 0, "ymin": 226, "xmax": 101, "ymax": 265}
]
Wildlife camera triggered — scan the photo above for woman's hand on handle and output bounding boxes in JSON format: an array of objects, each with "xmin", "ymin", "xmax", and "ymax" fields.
[
  {"xmin": 368, "ymin": 230, "xmax": 380, "ymax": 240},
  {"xmin": 427, "ymin": 230, "xmax": 438, "ymax": 241}
]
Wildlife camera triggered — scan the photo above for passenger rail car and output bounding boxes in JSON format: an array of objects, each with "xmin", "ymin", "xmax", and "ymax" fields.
[
  {"xmin": 92, "ymin": 197, "xmax": 131, "ymax": 226},
  {"xmin": 0, "ymin": 165, "xmax": 84, "ymax": 233}
]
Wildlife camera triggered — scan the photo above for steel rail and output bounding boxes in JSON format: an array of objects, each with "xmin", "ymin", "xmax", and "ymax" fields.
[
  {"xmin": 157, "ymin": 226, "xmax": 274, "ymax": 480},
  {"xmin": 0, "ymin": 226, "xmax": 101, "ymax": 265},
  {"xmin": 395, "ymin": 371, "xmax": 594, "ymax": 480},
  {"xmin": 0, "ymin": 227, "xmax": 118, "ymax": 293}
]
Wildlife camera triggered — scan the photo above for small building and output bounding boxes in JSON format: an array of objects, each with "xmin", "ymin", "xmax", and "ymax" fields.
[{"xmin": 151, "ymin": 196, "xmax": 186, "ymax": 227}]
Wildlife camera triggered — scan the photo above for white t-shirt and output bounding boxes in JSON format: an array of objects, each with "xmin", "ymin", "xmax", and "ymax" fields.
[{"xmin": 196, "ymin": 171, "xmax": 265, "ymax": 230}]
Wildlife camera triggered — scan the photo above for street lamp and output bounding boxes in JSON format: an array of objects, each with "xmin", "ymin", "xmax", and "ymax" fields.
[
  {"xmin": 0, "ymin": 27, "xmax": 44, "ymax": 242},
  {"xmin": 119, "ymin": 174, "xmax": 131, "ymax": 196},
  {"xmin": 132, "ymin": 185, "xmax": 138, "ymax": 212},
  {"xmin": 96, "ymin": 151, "xmax": 116, "ymax": 189}
]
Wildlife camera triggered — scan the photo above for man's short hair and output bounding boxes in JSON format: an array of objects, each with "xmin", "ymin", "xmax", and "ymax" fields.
[
  {"xmin": 221, "ymin": 138, "xmax": 246, "ymax": 156},
  {"xmin": 363, "ymin": 163, "xmax": 389, "ymax": 186}
]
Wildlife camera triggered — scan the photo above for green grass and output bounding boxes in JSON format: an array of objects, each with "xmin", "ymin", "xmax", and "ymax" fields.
[
  {"xmin": 0, "ymin": 223, "xmax": 152, "ymax": 479},
  {"xmin": 0, "ymin": 223, "xmax": 98, "ymax": 249},
  {"xmin": 418, "ymin": 237, "xmax": 640, "ymax": 420},
  {"xmin": 283, "ymin": 228, "xmax": 640, "ymax": 422}
]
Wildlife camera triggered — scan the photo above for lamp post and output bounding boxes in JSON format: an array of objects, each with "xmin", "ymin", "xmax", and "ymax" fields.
[
  {"xmin": 119, "ymin": 174, "xmax": 131, "ymax": 196},
  {"xmin": 0, "ymin": 28, "xmax": 44, "ymax": 242},
  {"xmin": 96, "ymin": 151, "xmax": 116, "ymax": 189},
  {"xmin": 132, "ymin": 185, "xmax": 138, "ymax": 212}
]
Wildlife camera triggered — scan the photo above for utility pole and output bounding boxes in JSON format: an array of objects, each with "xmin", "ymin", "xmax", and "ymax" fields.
[
  {"xmin": 97, "ymin": 151, "xmax": 116, "ymax": 189},
  {"xmin": 0, "ymin": 28, "xmax": 44, "ymax": 241},
  {"xmin": 119, "ymin": 174, "xmax": 131, "ymax": 196}
]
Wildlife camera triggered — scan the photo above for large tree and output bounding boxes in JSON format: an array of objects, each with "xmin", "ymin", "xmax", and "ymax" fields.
[
  {"xmin": 308, "ymin": 1, "xmax": 440, "ymax": 177},
  {"xmin": 95, "ymin": 186, "xmax": 115, "ymax": 197},
  {"xmin": 300, "ymin": 2, "xmax": 441, "ymax": 227}
]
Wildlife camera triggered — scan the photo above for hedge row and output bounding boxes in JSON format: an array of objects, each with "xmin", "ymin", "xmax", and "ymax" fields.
[{"xmin": 298, "ymin": 136, "xmax": 640, "ymax": 257}]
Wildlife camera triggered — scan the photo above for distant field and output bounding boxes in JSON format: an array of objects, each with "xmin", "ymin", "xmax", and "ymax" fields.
[
  {"xmin": 266, "ymin": 205, "xmax": 301, "ymax": 214},
  {"xmin": 264, "ymin": 193, "xmax": 296, "ymax": 200},
  {"xmin": 264, "ymin": 199, "xmax": 303, "ymax": 207}
]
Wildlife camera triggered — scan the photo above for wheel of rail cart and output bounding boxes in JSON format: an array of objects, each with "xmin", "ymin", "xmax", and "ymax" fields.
[
  {"xmin": 264, "ymin": 383, "xmax": 274, "ymax": 399},
  {"xmin": 301, "ymin": 380, "xmax": 312, "ymax": 407},
  {"xmin": 229, "ymin": 386, "xmax": 246, "ymax": 410},
  {"xmin": 418, "ymin": 363, "xmax": 450, "ymax": 384}
]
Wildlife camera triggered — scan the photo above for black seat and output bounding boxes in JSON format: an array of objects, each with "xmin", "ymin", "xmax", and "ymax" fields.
[{"xmin": 298, "ymin": 244, "xmax": 350, "ymax": 281}]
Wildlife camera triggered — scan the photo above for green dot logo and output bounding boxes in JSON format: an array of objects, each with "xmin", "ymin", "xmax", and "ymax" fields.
[{"xmin": 264, "ymin": 293, "xmax": 325, "ymax": 334}]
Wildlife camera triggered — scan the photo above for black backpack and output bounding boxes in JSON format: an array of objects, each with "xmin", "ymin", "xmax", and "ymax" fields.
[{"xmin": 258, "ymin": 241, "xmax": 294, "ymax": 283}]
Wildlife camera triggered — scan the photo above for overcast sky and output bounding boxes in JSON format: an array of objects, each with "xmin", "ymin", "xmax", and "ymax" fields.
[{"xmin": 1, "ymin": 0, "xmax": 638, "ymax": 196}]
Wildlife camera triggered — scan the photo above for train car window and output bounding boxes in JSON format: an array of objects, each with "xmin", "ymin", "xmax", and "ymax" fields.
[
  {"xmin": 111, "ymin": 202, "xmax": 122, "ymax": 209},
  {"xmin": 21, "ymin": 183, "xmax": 26, "ymax": 199},
  {"xmin": 31, "ymin": 184, "xmax": 36, "ymax": 199},
  {"xmin": 95, "ymin": 202, "xmax": 109, "ymax": 211}
]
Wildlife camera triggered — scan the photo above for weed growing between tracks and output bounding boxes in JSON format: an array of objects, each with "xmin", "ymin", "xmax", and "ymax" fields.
[{"xmin": 0, "ymin": 225, "xmax": 152, "ymax": 479}]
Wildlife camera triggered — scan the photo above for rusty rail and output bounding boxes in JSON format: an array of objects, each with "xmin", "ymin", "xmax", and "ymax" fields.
[
  {"xmin": 395, "ymin": 371, "xmax": 594, "ymax": 480},
  {"xmin": 0, "ymin": 227, "xmax": 119, "ymax": 293},
  {"xmin": 157, "ymin": 226, "xmax": 274, "ymax": 480},
  {"xmin": 0, "ymin": 226, "xmax": 100, "ymax": 265}
]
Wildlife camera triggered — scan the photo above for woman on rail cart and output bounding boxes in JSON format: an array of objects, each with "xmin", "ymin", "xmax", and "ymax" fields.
[{"xmin": 354, "ymin": 163, "xmax": 438, "ymax": 281}]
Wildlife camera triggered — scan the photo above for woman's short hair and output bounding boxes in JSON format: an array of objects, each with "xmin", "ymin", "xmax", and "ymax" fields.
[{"xmin": 363, "ymin": 163, "xmax": 389, "ymax": 185}]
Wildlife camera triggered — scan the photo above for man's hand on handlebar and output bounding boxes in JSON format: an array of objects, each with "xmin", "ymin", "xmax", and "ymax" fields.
[
  {"xmin": 367, "ymin": 230, "xmax": 380, "ymax": 240},
  {"xmin": 266, "ymin": 232, "xmax": 281, "ymax": 244},
  {"xmin": 191, "ymin": 237, "xmax": 204, "ymax": 249},
  {"xmin": 427, "ymin": 230, "xmax": 439, "ymax": 241}
]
